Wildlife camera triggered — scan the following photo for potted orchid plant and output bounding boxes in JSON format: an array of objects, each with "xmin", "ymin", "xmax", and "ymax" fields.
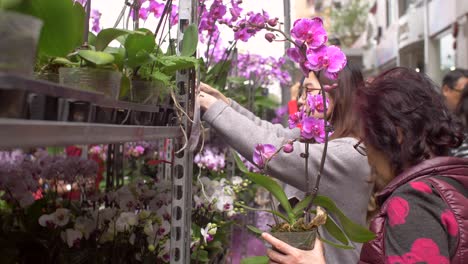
[{"xmin": 226, "ymin": 16, "xmax": 375, "ymax": 263}]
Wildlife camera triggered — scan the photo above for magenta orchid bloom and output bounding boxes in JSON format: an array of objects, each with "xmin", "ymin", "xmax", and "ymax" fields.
[
  {"xmin": 291, "ymin": 18, "xmax": 328, "ymax": 49},
  {"xmin": 301, "ymin": 117, "xmax": 326, "ymax": 143},
  {"xmin": 306, "ymin": 94, "xmax": 329, "ymax": 113},
  {"xmin": 149, "ymin": 0, "xmax": 165, "ymax": 18},
  {"xmin": 288, "ymin": 111, "xmax": 303, "ymax": 129},
  {"xmin": 139, "ymin": 7, "xmax": 150, "ymax": 20},
  {"xmin": 253, "ymin": 144, "xmax": 277, "ymax": 169},
  {"xmin": 170, "ymin": 4, "xmax": 179, "ymax": 26},
  {"xmin": 306, "ymin": 45, "xmax": 347, "ymax": 80}
]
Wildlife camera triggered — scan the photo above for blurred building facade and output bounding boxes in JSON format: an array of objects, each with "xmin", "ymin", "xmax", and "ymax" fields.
[
  {"xmin": 290, "ymin": 0, "xmax": 468, "ymax": 84},
  {"xmin": 360, "ymin": 0, "xmax": 468, "ymax": 83}
]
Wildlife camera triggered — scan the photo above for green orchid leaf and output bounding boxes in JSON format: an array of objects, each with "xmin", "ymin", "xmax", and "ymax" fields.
[
  {"xmin": 228, "ymin": 76, "xmax": 248, "ymax": 85},
  {"xmin": 324, "ymin": 214, "xmax": 350, "ymax": 245},
  {"xmin": 0, "ymin": 0, "xmax": 21, "ymax": 9},
  {"xmin": 77, "ymin": 50, "xmax": 114, "ymax": 65},
  {"xmin": 88, "ymin": 32, "xmax": 97, "ymax": 47},
  {"xmin": 236, "ymin": 203, "xmax": 289, "ymax": 223},
  {"xmin": 241, "ymin": 256, "xmax": 269, "ymax": 264},
  {"xmin": 22, "ymin": 0, "xmax": 85, "ymax": 57},
  {"xmin": 233, "ymin": 152, "xmax": 294, "ymax": 221},
  {"xmin": 127, "ymin": 50, "xmax": 156, "ymax": 68},
  {"xmin": 124, "ymin": 30, "xmax": 155, "ymax": 67},
  {"xmin": 191, "ymin": 249, "xmax": 209, "ymax": 262},
  {"xmin": 159, "ymin": 55, "xmax": 199, "ymax": 75},
  {"xmin": 151, "ymin": 71, "xmax": 172, "ymax": 87},
  {"xmin": 119, "ymin": 74, "xmax": 131, "ymax": 99},
  {"xmin": 314, "ymin": 195, "xmax": 375, "ymax": 243},
  {"xmin": 233, "ymin": 151, "xmax": 249, "ymax": 173},
  {"xmin": 246, "ymin": 225, "xmax": 263, "ymax": 236},
  {"xmin": 245, "ymin": 171, "xmax": 295, "ymax": 222},
  {"xmin": 181, "ymin": 23, "xmax": 198, "ymax": 56},
  {"xmin": 95, "ymin": 28, "xmax": 141, "ymax": 51},
  {"xmin": 292, "ymin": 195, "xmax": 313, "ymax": 218},
  {"xmin": 254, "ymin": 96, "xmax": 279, "ymax": 109},
  {"xmin": 320, "ymin": 236, "xmax": 355, "ymax": 249},
  {"xmin": 52, "ymin": 57, "xmax": 79, "ymax": 67},
  {"xmin": 205, "ymin": 60, "xmax": 231, "ymax": 89}
]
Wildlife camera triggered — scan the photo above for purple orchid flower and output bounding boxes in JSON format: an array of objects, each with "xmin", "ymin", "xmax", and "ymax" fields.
[
  {"xmin": 288, "ymin": 111, "xmax": 303, "ymax": 129},
  {"xmin": 149, "ymin": 0, "xmax": 165, "ymax": 18},
  {"xmin": 170, "ymin": 4, "xmax": 179, "ymax": 26},
  {"xmin": 139, "ymin": 7, "xmax": 150, "ymax": 20},
  {"xmin": 253, "ymin": 144, "xmax": 277, "ymax": 169},
  {"xmin": 291, "ymin": 18, "xmax": 328, "ymax": 49},
  {"xmin": 306, "ymin": 45, "xmax": 347, "ymax": 80},
  {"xmin": 301, "ymin": 117, "xmax": 326, "ymax": 142},
  {"xmin": 306, "ymin": 94, "xmax": 329, "ymax": 113}
]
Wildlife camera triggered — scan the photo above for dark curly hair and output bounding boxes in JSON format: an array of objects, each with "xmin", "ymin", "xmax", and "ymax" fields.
[{"xmin": 357, "ymin": 67, "xmax": 464, "ymax": 176}]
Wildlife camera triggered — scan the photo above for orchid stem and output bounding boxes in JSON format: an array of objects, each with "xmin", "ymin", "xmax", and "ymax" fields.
[{"xmin": 304, "ymin": 71, "xmax": 329, "ymax": 218}]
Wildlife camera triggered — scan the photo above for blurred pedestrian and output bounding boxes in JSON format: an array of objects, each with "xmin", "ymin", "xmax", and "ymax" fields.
[{"xmin": 441, "ymin": 69, "xmax": 467, "ymax": 111}]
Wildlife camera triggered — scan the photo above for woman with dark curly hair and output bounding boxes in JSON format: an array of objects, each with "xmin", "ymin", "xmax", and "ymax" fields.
[{"xmin": 262, "ymin": 67, "xmax": 468, "ymax": 264}]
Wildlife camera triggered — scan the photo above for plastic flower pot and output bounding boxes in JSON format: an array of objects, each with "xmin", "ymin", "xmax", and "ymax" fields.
[
  {"xmin": 0, "ymin": 11, "xmax": 43, "ymax": 76},
  {"xmin": 59, "ymin": 67, "xmax": 122, "ymax": 99},
  {"xmin": 271, "ymin": 227, "xmax": 318, "ymax": 250},
  {"xmin": 130, "ymin": 79, "xmax": 160, "ymax": 105},
  {"xmin": 35, "ymin": 72, "xmax": 60, "ymax": 83}
]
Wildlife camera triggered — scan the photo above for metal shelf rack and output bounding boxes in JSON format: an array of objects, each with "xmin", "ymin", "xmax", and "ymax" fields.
[{"xmin": 0, "ymin": 1, "xmax": 197, "ymax": 263}]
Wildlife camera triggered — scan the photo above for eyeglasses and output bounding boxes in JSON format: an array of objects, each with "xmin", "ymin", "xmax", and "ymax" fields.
[{"xmin": 353, "ymin": 139, "xmax": 367, "ymax": 156}]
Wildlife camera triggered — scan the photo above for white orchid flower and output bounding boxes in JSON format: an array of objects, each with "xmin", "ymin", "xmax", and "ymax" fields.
[
  {"xmin": 74, "ymin": 216, "xmax": 95, "ymax": 239},
  {"xmin": 38, "ymin": 214, "xmax": 55, "ymax": 228},
  {"xmin": 115, "ymin": 212, "xmax": 138, "ymax": 232},
  {"xmin": 53, "ymin": 208, "xmax": 70, "ymax": 227},
  {"xmin": 61, "ymin": 228, "xmax": 83, "ymax": 248},
  {"xmin": 231, "ymin": 176, "xmax": 243, "ymax": 186}
]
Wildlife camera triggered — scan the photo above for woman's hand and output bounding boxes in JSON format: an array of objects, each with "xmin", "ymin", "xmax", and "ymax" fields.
[
  {"xmin": 198, "ymin": 91, "xmax": 218, "ymax": 111},
  {"xmin": 199, "ymin": 82, "xmax": 229, "ymax": 104},
  {"xmin": 262, "ymin": 233, "xmax": 326, "ymax": 264}
]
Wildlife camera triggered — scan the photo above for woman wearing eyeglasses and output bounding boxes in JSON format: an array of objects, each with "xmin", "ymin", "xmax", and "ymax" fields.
[
  {"xmin": 262, "ymin": 67, "xmax": 468, "ymax": 264},
  {"xmin": 198, "ymin": 62, "xmax": 373, "ymax": 263}
]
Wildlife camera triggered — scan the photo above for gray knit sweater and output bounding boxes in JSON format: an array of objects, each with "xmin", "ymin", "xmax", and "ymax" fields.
[{"xmin": 203, "ymin": 99, "xmax": 373, "ymax": 263}]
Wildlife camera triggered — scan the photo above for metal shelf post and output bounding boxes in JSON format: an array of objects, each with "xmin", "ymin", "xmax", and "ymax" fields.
[{"xmin": 170, "ymin": 0, "xmax": 197, "ymax": 262}]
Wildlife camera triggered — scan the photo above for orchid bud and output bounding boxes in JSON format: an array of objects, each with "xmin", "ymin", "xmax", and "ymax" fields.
[
  {"xmin": 268, "ymin": 18, "xmax": 279, "ymax": 27},
  {"xmin": 265, "ymin": 33, "xmax": 275, "ymax": 43},
  {"xmin": 283, "ymin": 143, "xmax": 294, "ymax": 153},
  {"xmin": 148, "ymin": 245, "xmax": 156, "ymax": 252}
]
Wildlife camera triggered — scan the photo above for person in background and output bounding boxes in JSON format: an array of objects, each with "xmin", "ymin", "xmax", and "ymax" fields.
[
  {"xmin": 452, "ymin": 82, "xmax": 468, "ymax": 158},
  {"xmin": 262, "ymin": 67, "xmax": 468, "ymax": 264},
  {"xmin": 198, "ymin": 63, "xmax": 373, "ymax": 264},
  {"xmin": 441, "ymin": 69, "xmax": 467, "ymax": 111}
]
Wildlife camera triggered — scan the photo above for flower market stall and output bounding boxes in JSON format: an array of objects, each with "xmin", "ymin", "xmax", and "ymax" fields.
[{"xmin": 0, "ymin": 0, "xmax": 377, "ymax": 263}]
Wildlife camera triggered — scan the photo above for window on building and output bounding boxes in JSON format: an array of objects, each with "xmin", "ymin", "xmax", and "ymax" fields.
[
  {"xmin": 439, "ymin": 33, "xmax": 455, "ymax": 74},
  {"xmin": 386, "ymin": 0, "xmax": 394, "ymax": 28}
]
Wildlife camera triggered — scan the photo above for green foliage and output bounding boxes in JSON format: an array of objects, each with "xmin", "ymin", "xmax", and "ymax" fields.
[
  {"xmin": 20, "ymin": 0, "xmax": 85, "ymax": 57},
  {"xmin": 95, "ymin": 28, "xmax": 141, "ymax": 51},
  {"xmin": 77, "ymin": 50, "xmax": 114, "ymax": 66},
  {"xmin": 233, "ymin": 153, "xmax": 375, "ymax": 249},
  {"xmin": 313, "ymin": 195, "xmax": 375, "ymax": 243},
  {"xmin": 241, "ymin": 256, "xmax": 269, "ymax": 264},
  {"xmin": 124, "ymin": 29, "xmax": 156, "ymax": 68},
  {"xmin": 0, "ymin": 0, "xmax": 21, "ymax": 9},
  {"xmin": 181, "ymin": 24, "xmax": 198, "ymax": 56},
  {"xmin": 330, "ymin": 0, "xmax": 369, "ymax": 47},
  {"xmin": 233, "ymin": 152, "xmax": 295, "ymax": 223}
]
